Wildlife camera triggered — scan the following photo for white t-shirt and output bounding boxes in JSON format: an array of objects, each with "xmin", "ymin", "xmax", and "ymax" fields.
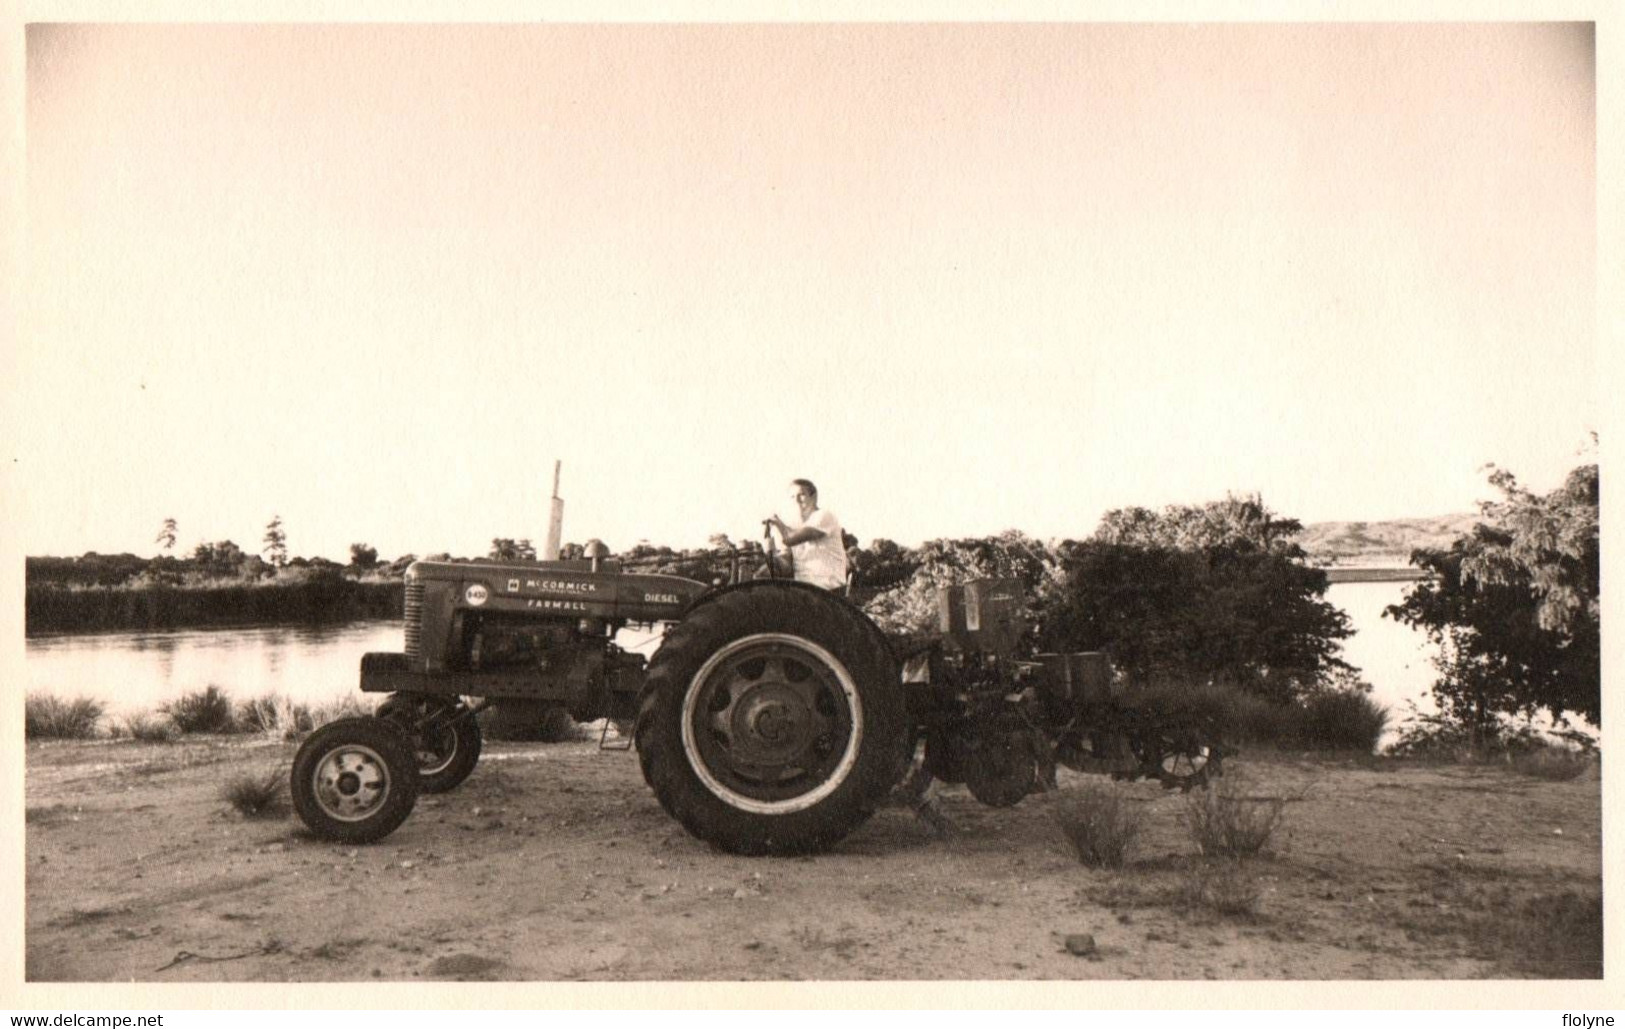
[{"xmin": 791, "ymin": 508, "xmax": 848, "ymax": 591}]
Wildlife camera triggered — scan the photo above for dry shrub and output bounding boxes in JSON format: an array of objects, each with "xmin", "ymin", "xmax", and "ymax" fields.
[
  {"xmin": 1184, "ymin": 776, "xmax": 1286, "ymax": 858},
  {"xmin": 25, "ymin": 694, "xmax": 106, "ymax": 740},
  {"xmin": 123, "ymin": 713, "xmax": 179, "ymax": 743},
  {"xmin": 222, "ymin": 769, "xmax": 287, "ymax": 819},
  {"xmin": 1178, "ymin": 861, "xmax": 1262, "ymax": 918},
  {"xmin": 1457, "ymin": 889, "xmax": 1602, "ymax": 978},
  {"xmin": 1054, "ymin": 784, "xmax": 1144, "ymax": 869},
  {"xmin": 305, "ymin": 695, "xmax": 371, "ymax": 732},
  {"xmin": 162, "ymin": 685, "xmax": 239, "ymax": 734},
  {"xmin": 237, "ymin": 693, "xmax": 315, "ymax": 739}
]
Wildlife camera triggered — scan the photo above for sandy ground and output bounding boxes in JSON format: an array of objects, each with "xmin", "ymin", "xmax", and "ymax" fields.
[{"xmin": 25, "ymin": 735, "xmax": 1601, "ymax": 982}]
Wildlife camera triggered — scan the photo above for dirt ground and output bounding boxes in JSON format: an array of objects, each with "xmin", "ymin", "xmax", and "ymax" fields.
[{"xmin": 25, "ymin": 734, "xmax": 1602, "ymax": 983}]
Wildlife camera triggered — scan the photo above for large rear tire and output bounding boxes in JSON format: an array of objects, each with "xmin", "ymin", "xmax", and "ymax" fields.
[{"xmin": 636, "ymin": 583, "xmax": 909, "ymax": 855}]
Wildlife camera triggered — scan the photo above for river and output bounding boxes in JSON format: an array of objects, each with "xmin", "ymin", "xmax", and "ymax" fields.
[{"xmin": 26, "ymin": 582, "xmax": 1440, "ymax": 735}]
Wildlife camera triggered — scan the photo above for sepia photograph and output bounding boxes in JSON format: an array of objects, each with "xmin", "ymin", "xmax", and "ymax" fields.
[{"xmin": 9, "ymin": 11, "xmax": 1607, "ymax": 999}]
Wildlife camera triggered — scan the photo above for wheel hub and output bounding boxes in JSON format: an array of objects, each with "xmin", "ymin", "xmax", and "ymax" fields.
[
  {"xmin": 312, "ymin": 746, "xmax": 391, "ymax": 821},
  {"xmin": 733, "ymin": 683, "xmax": 816, "ymax": 764},
  {"xmin": 682, "ymin": 633, "xmax": 861, "ymax": 811}
]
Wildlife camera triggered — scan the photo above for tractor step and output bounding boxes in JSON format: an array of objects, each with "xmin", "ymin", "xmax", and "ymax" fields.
[{"xmin": 598, "ymin": 719, "xmax": 634, "ymax": 752}]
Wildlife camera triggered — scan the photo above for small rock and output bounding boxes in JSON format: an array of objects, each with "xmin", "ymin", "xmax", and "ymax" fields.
[
  {"xmin": 1063, "ymin": 934, "xmax": 1097, "ymax": 957},
  {"xmin": 400, "ymin": 861, "xmax": 416, "ymax": 870},
  {"xmin": 1552, "ymin": 828, "xmax": 1564, "ymax": 836}
]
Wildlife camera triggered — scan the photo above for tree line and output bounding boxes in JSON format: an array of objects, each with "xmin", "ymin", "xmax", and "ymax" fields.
[{"xmin": 26, "ymin": 460, "xmax": 1599, "ymax": 741}]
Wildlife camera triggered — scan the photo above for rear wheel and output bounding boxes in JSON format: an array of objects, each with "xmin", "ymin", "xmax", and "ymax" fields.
[
  {"xmin": 377, "ymin": 693, "xmax": 482, "ymax": 794},
  {"xmin": 636, "ymin": 583, "xmax": 909, "ymax": 855},
  {"xmin": 291, "ymin": 717, "xmax": 419, "ymax": 843}
]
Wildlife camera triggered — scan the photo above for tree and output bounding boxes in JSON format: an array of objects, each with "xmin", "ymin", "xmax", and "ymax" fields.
[
  {"xmin": 863, "ymin": 531, "xmax": 1061, "ymax": 634},
  {"xmin": 489, "ymin": 538, "xmax": 520, "ymax": 561},
  {"xmin": 262, "ymin": 516, "xmax": 288, "ymax": 567},
  {"xmin": 1387, "ymin": 462, "xmax": 1600, "ymax": 735},
  {"xmin": 155, "ymin": 518, "xmax": 178, "ymax": 553},
  {"xmin": 1039, "ymin": 496, "xmax": 1352, "ymax": 702},
  {"xmin": 1093, "ymin": 493, "xmax": 1305, "ymax": 556},
  {"xmin": 349, "ymin": 543, "xmax": 379, "ymax": 569},
  {"xmin": 193, "ymin": 540, "xmax": 246, "ymax": 574}
]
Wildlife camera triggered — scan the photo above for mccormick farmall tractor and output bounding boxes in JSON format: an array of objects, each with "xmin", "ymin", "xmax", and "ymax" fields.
[{"xmin": 291, "ymin": 503, "xmax": 1227, "ymax": 854}]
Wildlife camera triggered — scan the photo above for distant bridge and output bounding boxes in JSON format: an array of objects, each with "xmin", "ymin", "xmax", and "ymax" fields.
[{"xmin": 1322, "ymin": 566, "xmax": 1427, "ymax": 584}]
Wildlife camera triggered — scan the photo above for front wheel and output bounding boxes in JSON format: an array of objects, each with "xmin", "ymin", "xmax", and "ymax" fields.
[
  {"xmin": 377, "ymin": 693, "xmax": 482, "ymax": 794},
  {"xmin": 636, "ymin": 583, "xmax": 910, "ymax": 855},
  {"xmin": 291, "ymin": 717, "xmax": 420, "ymax": 843}
]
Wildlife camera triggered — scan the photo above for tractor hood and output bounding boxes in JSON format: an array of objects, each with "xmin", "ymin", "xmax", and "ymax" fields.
[{"xmin": 405, "ymin": 558, "xmax": 710, "ymax": 623}]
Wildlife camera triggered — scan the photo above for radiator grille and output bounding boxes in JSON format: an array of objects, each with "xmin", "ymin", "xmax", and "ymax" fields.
[{"xmin": 403, "ymin": 581, "xmax": 424, "ymax": 659}]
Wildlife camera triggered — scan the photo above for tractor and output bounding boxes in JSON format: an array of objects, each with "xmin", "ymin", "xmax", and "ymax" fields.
[{"xmin": 290, "ymin": 538, "xmax": 1227, "ymax": 854}]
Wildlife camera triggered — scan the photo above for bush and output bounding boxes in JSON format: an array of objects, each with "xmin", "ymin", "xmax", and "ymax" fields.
[
  {"xmin": 25, "ymin": 694, "xmax": 106, "ymax": 739},
  {"xmin": 1053, "ymin": 785, "xmax": 1143, "ymax": 869},
  {"xmin": 162, "ymin": 685, "xmax": 239, "ymax": 734},
  {"xmin": 1388, "ymin": 703, "xmax": 1595, "ymax": 766},
  {"xmin": 1295, "ymin": 688, "xmax": 1390, "ymax": 752},
  {"xmin": 1220, "ymin": 691, "xmax": 1296, "ymax": 747},
  {"xmin": 1119, "ymin": 680, "xmax": 1236, "ymax": 735},
  {"xmin": 1511, "ymin": 745, "xmax": 1595, "ymax": 782},
  {"xmin": 1184, "ymin": 776, "xmax": 1286, "ymax": 858},
  {"xmin": 123, "ymin": 713, "xmax": 179, "ymax": 743},
  {"xmin": 221, "ymin": 769, "xmax": 287, "ymax": 819}
]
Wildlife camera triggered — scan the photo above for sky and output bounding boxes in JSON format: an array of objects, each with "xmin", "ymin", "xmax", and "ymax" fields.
[{"xmin": 16, "ymin": 21, "xmax": 1598, "ymax": 562}]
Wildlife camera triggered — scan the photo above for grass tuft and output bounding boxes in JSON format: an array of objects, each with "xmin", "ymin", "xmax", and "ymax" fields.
[
  {"xmin": 1184, "ymin": 776, "xmax": 1286, "ymax": 858},
  {"xmin": 1509, "ymin": 745, "xmax": 1595, "ymax": 782},
  {"xmin": 221, "ymin": 769, "xmax": 287, "ymax": 819},
  {"xmin": 1053, "ymin": 784, "xmax": 1144, "ymax": 869},
  {"xmin": 1177, "ymin": 860, "xmax": 1262, "ymax": 918},
  {"xmin": 1461, "ymin": 889, "xmax": 1603, "ymax": 978},
  {"xmin": 162, "ymin": 685, "xmax": 239, "ymax": 734},
  {"xmin": 237, "ymin": 693, "xmax": 315, "ymax": 739},
  {"xmin": 304, "ymin": 695, "xmax": 371, "ymax": 733},
  {"xmin": 25, "ymin": 694, "xmax": 106, "ymax": 740}
]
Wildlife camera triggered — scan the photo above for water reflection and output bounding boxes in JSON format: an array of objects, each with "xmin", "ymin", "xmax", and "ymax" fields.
[{"xmin": 26, "ymin": 621, "xmax": 404, "ymax": 719}]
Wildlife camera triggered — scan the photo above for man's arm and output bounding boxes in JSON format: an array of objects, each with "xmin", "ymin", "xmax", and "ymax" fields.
[{"xmin": 768, "ymin": 513, "xmax": 830, "ymax": 547}]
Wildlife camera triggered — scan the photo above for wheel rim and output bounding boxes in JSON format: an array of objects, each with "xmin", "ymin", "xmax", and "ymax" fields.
[
  {"xmin": 679, "ymin": 632, "xmax": 863, "ymax": 814},
  {"xmin": 310, "ymin": 743, "xmax": 393, "ymax": 822}
]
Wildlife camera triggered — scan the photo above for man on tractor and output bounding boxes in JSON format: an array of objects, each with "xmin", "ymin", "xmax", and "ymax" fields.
[{"xmin": 765, "ymin": 478, "xmax": 848, "ymax": 591}]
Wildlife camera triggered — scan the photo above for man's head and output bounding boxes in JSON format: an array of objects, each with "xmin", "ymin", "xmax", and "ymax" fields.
[{"xmin": 789, "ymin": 479, "xmax": 818, "ymax": 517}]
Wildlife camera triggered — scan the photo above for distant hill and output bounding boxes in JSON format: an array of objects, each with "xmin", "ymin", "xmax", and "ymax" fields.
[{"xmin": 1297, "ymin": 513, "xmax": 1480, "ymax": 567}]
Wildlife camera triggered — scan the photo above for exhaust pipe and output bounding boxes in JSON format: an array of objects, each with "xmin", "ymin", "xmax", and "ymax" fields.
[{"xmin": 543, "ymin": 459, "xmax": 563, "ymax": 560}]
